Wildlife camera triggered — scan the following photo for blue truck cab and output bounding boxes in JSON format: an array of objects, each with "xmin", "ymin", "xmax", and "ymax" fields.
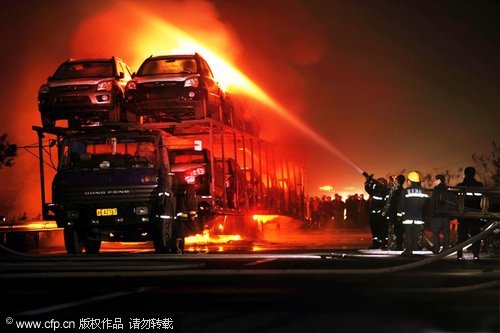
[{"xmin": 49, "ymin": 126, "xmax": 178, "ymax": 254}]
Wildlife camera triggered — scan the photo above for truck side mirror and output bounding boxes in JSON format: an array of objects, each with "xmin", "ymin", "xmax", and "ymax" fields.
[{"xmin": 117, "ymin": 72, "xmax": 125, "ymax": 79}]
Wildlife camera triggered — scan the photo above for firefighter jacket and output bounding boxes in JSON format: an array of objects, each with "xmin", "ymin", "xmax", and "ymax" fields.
[
  {"xmin": 383, "ymin": 184, "xmax": 404, "ymax": 218},
  {"xmin": 457, "ymin": 177, "xmax": 483, "ymax": 214},
  {"xmin": 365, "ymin": 180, "xmax": 388, "ymax": 214},
  {"xmin": 175, "ymin": 183, "xmax": 197, "ymax": 220},
  {"xmin": 397, "ymin": 183, "xmax": 430, "ymax": 224},
  {"xmin": 431, "ymin": 182, "xmax": 457, "ymax": 217}
]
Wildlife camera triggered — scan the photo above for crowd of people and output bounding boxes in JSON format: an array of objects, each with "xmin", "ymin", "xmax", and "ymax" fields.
[
  {"xmin": 364, "ymin": 166, "xmax": 486, "ymax": 261},
  {"xmin": 308, "ymin": 166, "xmax": 489, "ymax": 262},
  {"xmin": 307, "ymin": 193, "xmax": 369, "ymax": 229}
]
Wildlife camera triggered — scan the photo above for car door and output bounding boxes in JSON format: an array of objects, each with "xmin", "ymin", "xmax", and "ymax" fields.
[{"xmin": 199, "ymin": 57, "xmax": 220, "ymax": 108}]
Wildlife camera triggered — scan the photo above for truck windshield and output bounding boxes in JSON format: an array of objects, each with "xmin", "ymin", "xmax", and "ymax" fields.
[{"xmin": 60, "ymin": 137, "xmax": 157, "ymax": 170}]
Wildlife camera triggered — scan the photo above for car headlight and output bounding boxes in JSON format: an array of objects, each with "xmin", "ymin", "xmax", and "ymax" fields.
[
  {"xmin": 184, "ymin": 77, "xmax": 199, "ymax": 88},
  {"xmin": 38, "ymin": 84, "xmax": 49, "ymax": 94},
  {"xmin": 97, "ymin": 80, "xmax": 113, "ymax": 91},
  {"xmin": 126, "ymin": 81, "xmax": 137, "ymax": 90}
]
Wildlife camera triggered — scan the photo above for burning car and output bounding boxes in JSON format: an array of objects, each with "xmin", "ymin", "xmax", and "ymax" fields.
[
  {"xmin": 38, "ymin": 57, "xmax": 132, "ymax": 127},
  {"xmin": 124, "ymin": 53, "xmax": 225, "ymax": 123}
]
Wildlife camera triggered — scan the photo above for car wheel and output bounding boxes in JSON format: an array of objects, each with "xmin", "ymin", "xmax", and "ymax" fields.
[
  {"xmin": 108, "ymin": 100, "xmax": 121, "ymax": 123},
  {"xmin": 215, "ymin": 100, "xmax": 223, "ymax": 123},
  {"xmin": 41, "ymin": 115, "xmax": 55, "ymax": 128},
  {"xmin": 194, "ymin": 96, "xmax": 207, "ymax": 120},
  {"xmin": 64, "ymin": 227, "xmax": 84, "ymax": 254}
]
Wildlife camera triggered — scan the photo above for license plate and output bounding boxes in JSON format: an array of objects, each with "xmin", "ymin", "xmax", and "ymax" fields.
[{"xmin": 96, "ymin": 208, "xmax": 118, "ymax": 216}]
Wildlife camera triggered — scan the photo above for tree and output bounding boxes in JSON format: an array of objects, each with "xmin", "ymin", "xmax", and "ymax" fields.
[
  {"xmin": 0, "ymin": 134, "xmax": 17, "ymax": 168},
  {"xmin": 472, "ymin": 141, "xmax": 500, "ymax": 187}
]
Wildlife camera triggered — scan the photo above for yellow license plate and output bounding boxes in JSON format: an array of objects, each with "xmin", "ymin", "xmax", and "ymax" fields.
[{"xmin": 96, "ymin": 208, "xmax": 118, "ymax": 216}]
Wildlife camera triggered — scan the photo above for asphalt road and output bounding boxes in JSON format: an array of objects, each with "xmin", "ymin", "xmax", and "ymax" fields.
[{"xmin": 0, "ymin": 221, "xmax": 498, "ymax": 333}]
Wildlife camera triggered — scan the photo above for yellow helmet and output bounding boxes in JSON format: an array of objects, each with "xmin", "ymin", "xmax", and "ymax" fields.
[{"xmin": 408, "ymin": 171, "xmax": 420, "ymax": 182}]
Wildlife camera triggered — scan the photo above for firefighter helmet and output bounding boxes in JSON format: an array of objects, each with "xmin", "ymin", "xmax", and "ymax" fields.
[{"xmin": 408, "ymin": 171, "xmax": 420, "ymax": 183}]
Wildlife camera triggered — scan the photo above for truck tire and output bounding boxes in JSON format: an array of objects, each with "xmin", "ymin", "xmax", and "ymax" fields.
[
  {"xmin": 84, "ymin": 239, "xmax": 102, "ymax": 254},
  {"xmin": 64, "ymin": 227, "xmax": 84, "ymax": 254},
  {"xmin": 153, "ymin": 217, "xmax": 174, "ymax": 254}
]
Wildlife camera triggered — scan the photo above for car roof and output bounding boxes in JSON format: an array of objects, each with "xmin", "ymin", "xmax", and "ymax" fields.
[
  {"xmin": 147, "ymin": 54, "xmax": 198, "ymax": 60},
  {"xmin": 63, "ymin": 57, "xmax": 125, "ymax": 64}
]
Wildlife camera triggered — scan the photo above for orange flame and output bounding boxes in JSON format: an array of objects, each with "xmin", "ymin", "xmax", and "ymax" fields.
[
  {"xmin": 319, "ymin": 185, "xmax": 334, "ymax": 192},
  {"xmin": 252, "ymin": 214, "xmax": 280, "ymax": 224},
  {"xmin": 184, "ymin": 229, "xmax": 241, "ymax": 245}
]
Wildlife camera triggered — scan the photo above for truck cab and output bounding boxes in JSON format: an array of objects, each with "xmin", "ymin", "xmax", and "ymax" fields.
[{"xmin": 49, "ymin": 127, "xmax": 178, "ymax": 254}]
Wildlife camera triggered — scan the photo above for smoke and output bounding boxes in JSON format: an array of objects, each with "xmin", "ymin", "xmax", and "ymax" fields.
[{"xmin": 0, "ymin": 0, "xmax": 329, "ymax": 218}]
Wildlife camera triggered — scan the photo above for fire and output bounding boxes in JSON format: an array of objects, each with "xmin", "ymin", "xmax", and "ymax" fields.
[
  {"xmin": 319, "ymin": 185, "xmax": 334, "ymax": 192},
  {"xmin": 128, "ymin": 4, "xmax": 277, "ymax": 101},
  {"xmin": 184, "ymin": 229, "xmax": 241, "ymax": 245},
  {"xmin": 71, "ymin": 2, "xmax": 363, "ymax": 177},
  {"xmin": 252, "ymin": 214, "xmax": 279, "ymax": 224},
  {"xmin": 0, "ymin": 220, "xmax": 59, "ymax": 231}
]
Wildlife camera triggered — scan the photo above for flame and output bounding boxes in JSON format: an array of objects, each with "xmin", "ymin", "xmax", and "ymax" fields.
[
  {"xmin": 319, "ymin": 185, "xmax": 334, "ymax": 192},
  {"xmin": 0, "ymin": 220, "xmax": 59, "ymax": 231},
  {"xmin": 184, "ymin": 229, "xmax": 241, "ymax": 245},
  {"xmin": 252, "ymin": 214, "xmax": 280, "ymax": 224},
  {"xmin": 128, "ymin": 5, "xmax": 275, "ymax": 100}
]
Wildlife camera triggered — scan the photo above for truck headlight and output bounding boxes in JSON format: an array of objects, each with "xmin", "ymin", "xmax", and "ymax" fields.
[
  {"xmin": 134, "ymin": 206, "xmax": 149, "ymax": 216},
  {"xmin": 66, "ymin": 210, "xmax": 80, "ymax": 219}
]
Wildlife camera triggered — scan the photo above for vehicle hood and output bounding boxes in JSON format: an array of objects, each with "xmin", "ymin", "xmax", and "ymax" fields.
[
  {"xmin": 46, "ymin": 78, "xmax": 110, "ymax": 87},
  {"xmin": 134, "ymin": 73, "xmax": 200, "ymax": 84}
]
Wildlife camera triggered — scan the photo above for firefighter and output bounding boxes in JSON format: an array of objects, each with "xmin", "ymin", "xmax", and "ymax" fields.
[
  {"xmin": 430, "ymin": 174, "xmax": 455, "ymax": 254},
  {"xmin": 382, "ymin": 174, "xmax": 405, "ymax": 251},
  {"xmin": 397, "ymin": 171, "xmax": 430, "ymax": 256},
  {"xmin": 456, "ymin": 166, "xmax": 484, "ymax": 261},
  {"xmin": 173, "ymin": 174, "xmax": 198, "ymax": 253},
  {"xmin": 364, "ymin": 176, "xmax": 389, "ymax": 249}
]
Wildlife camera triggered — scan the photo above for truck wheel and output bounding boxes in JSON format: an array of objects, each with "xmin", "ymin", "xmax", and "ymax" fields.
[
  {"xmin": 41, "ymin": 115, "xmax": 55, "ymax": 128},
  {"xmin": 84, "ymin": 239, "xmax": 101, "ymax": 254},
  {"xmin": 64, "ymin": 227, "xmax": 84, "ymax": 254},
  {"xmin": 153, "ymin": 218, "xmax": 173, "ymax": 253}
]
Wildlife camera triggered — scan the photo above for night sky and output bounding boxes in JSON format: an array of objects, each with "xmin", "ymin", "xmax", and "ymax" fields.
[{"xmin": 0, "ymin": 0, "xmax": 499, "ymax": 217}]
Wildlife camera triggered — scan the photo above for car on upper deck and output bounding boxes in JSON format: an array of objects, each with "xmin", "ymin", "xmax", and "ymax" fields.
[
  {"xmin": 124, "ymin": 53, "xmax": 225, "ymax": 123},
  {"xmin": 38, "ymin": 57, "xmax": 132, "ymax": 127}
]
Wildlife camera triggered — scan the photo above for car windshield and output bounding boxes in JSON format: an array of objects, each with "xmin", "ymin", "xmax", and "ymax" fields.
[
  {"xmin": 138, "ymin": 58, "xmax": 198, "ymax": 75},
  {"xmin": 52, "ymin": 61, "xmax": 114, "ymax": 79},
  {"xmin": 60, "ymin": 137, "xmax": 157, "ymax": 170}
]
